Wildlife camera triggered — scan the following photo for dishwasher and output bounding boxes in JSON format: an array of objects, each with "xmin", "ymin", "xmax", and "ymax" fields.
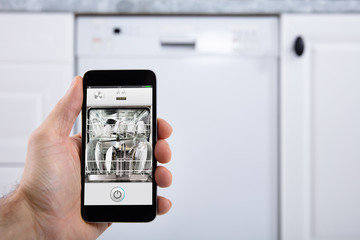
[{"xmin": 76, "ymin": 16, "xmax": 279, "ymax": 240}]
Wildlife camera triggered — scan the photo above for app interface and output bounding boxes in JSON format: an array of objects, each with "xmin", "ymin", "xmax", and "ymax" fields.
[{"xmin": 84, "ymin": 86, "xmax": 153, "ymax": 205}]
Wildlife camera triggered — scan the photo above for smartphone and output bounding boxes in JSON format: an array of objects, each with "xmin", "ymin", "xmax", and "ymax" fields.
[{"xmin": 81, "ymin": 70, "xmax": 157, "ymax": 222}]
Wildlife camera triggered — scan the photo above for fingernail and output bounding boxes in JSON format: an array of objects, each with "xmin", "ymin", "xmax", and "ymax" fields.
[{"xmin": 169, "ymin": 124, "xmax": 173, "ymax": 134}]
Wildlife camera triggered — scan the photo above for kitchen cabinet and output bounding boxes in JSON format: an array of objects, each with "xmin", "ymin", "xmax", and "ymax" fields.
[
  {"xmin": 281, "ymin": 14, "xmax": 360, "ymax": 240},
  {"xmin": 0, "ymin": 13, "xmax": 73, "ymax": 197},
  {"xmin": 1, "ymin": 12, "xmax": 360, "ymax": 239}
]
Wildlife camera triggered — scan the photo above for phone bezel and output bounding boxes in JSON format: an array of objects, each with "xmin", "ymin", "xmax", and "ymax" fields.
[{"xmin": 81, "ymin": 70, "xmax": 157, "ymax": 222}]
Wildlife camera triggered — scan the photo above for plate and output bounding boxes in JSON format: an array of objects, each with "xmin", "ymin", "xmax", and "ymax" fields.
[
  {"xmin": 91, "ymin": 119, "xmax": 103, "ymax": 137},
  {"xmin": 95, "ymin": 142, "xmax": 104, "ymax": 173},
  {"xmin": 105, "ymin": 146, "xmax": 114, "ymax": 173},
  {"xmin": 134, "ymin": 142, "xmax": 148, "ymax": 174},
  {"xmin": 86, "ymin": 140, "xmax": 98, "ymax": 173}
]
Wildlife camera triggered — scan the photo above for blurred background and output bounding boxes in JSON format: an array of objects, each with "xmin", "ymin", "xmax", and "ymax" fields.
[{"xmin": 0, "ymin": 1, "xmax": 360, "ymax": 240}]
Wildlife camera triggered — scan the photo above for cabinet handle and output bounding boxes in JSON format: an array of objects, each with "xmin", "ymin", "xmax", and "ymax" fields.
[{"xmin": 294, "ymin": 36, "xmax": 305, "ymax": 57}]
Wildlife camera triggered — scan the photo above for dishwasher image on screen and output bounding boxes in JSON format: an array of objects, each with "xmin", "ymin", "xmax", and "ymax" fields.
[{"xmin": 86, "ymin": 108, "xmax": 152, "ymax": 182}]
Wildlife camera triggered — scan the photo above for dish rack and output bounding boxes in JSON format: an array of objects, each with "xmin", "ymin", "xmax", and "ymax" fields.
[
  {"xmin": 86, "ymin": 159, "xmax": 152, "ymax": 182},
  {"xmin": 88, "ymin": 122, "xmax": 151, "ymax": 139}
]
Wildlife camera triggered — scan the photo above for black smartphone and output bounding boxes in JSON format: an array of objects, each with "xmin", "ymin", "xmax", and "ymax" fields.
[{"xmin": 81, "ymin": 70, "xmax": 157, "ymax": 222}]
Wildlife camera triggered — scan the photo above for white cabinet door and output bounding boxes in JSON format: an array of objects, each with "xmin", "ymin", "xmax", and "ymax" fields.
[
  {"xmin": 0, "ymin": 14, "xmax": 73, "ymax": 195},
  {"xmin": 281, "ymin": 14, "xmax": 360, "ymax": 240},
  {"xmin": 0, "ymin": 64, "xmax": 72, "ymax": 163},
  {"xmin": 0, "ymin": 13, "xmax": 73, "ymax": 62}
]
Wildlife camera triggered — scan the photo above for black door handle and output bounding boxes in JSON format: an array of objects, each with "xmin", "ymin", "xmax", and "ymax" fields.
[{"xmin": 294, "ymin": 36, "xmax": 305, "ymax": 57}]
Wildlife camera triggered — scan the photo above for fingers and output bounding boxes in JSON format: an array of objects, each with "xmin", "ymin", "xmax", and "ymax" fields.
[
  {"xmin": 155, "ymin": 139, "xmax": 171, "ymax": 164},
  {"xmin": 155, "ymin": 120, "xmax": 173, "ymax": 215},
  {"xmin": 157, "ymin": 196, "xmax": 172, "ymax": 215},
  {"xmin": 157, "ymin": 118, "xmax": 172, "ymax": 139},
  {"xmin": 155, "ymin": 166, "xmax": 172, "ymax": 188},
  {"xmin": 42, "ymin": 76, "xmax": 83, "ymax": 138}
]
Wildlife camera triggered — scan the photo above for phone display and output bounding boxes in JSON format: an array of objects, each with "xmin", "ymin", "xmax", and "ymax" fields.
[{"xmin": 81, "ymin": 70, "xmax": 157, "ymax": 222}]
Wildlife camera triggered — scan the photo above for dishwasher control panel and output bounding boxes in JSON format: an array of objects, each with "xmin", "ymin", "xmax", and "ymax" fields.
[{"xmin": 76, "ymin": 17, "xmax": 278, "ymax": 57}]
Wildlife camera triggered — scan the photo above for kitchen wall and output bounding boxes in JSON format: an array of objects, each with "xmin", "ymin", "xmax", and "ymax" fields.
[{"xmin": 1, "ymin": 0, "xmax": 360, "ymax": 13}]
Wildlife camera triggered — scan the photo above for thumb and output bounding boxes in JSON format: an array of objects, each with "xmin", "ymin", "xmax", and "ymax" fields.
[{"xmin": 41, "ymin": 76, "xmax": 83, "ymax": 138}]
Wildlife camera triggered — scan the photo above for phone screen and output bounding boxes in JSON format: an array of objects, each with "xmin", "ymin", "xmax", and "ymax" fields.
[{"xmin": 84, "ymin": 85, "xmax": 153, "ymax": 206}]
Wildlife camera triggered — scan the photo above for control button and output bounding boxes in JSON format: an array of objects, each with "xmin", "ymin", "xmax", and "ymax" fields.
[
  {"xmin": 113, "ymin": 190, "xmax": 122, "ymax": 199},
  {"xmin": 94, "ymin": 91, "xmax": 104, "ymax": 100},
  {"xmin": 110, "ymin": 187, "xmax": 125, "ymax": 202},
  {"xmin": 113, "ymin": 27, "xmax": 121, "ymax": 34}
]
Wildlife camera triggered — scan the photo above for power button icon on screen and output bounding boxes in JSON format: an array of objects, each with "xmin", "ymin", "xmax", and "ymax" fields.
[{"xmin": 110, "ymin": 187, "xmax": 125, "ymax": 202}]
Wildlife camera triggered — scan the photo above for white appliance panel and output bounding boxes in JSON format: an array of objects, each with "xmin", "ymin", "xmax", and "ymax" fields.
[{"xmin": 77, "ymin": 16, "xmax": 278, "ymax": 240}]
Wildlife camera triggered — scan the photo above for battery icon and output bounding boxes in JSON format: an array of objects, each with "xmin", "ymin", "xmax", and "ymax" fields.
[{"xmin": 145, "ymin": 86, "xmax": 152, "ymax": 88}]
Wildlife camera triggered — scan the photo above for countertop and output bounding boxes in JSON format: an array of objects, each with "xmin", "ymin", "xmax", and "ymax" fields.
[{"xmin": 1, "ymin": 0, "xmax": 360, "ymax": 13}]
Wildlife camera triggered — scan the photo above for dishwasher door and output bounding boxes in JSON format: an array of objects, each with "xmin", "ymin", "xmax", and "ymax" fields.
[
  {"xmin": 78, "ymin": 55, "xmax": 278, "ymax": 240},
  {"xmin": 77, "ymin": 16, "xmax": 278, "ymax": 240}
]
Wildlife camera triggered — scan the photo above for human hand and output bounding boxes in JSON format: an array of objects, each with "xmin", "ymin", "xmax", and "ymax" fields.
[{"xmin": 0, "ymin": 76, "xmax": 173, "ymax": 240}]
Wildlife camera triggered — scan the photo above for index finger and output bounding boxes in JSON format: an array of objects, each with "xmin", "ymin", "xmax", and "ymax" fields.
[{"xmin": 157, "ymin": 118, "xmax": 172, "ymax": 139}]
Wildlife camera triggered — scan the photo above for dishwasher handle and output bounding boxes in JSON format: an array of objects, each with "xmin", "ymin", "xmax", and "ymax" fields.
[{"xmin": 160, "ymin": 38, "xmax": 196, "ymax": 49}]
